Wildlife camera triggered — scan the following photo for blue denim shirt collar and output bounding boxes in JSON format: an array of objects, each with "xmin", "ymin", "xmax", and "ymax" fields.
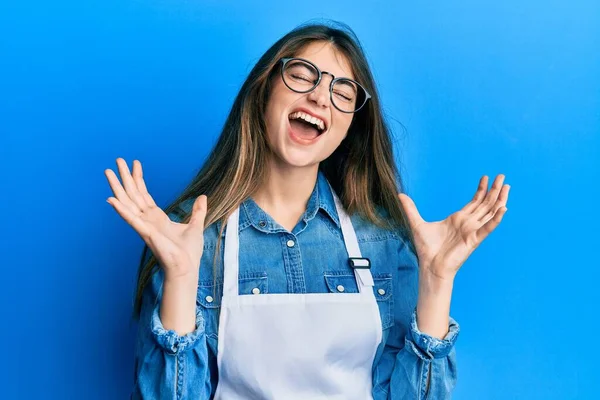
[{"xmin": 222, "ymin": 170, "xmax": 340, "ymax": 237}]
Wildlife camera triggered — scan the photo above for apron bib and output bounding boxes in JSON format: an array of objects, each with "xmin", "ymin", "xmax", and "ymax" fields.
[{"xmin": 214, "ymin": 186, "xmax": 383, "ymax": 400}]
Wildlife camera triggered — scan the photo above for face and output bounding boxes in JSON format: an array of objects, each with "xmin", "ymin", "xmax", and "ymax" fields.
[{"xmin": 263, "ymin": 41, "xmax": 356, "ymax": 169}]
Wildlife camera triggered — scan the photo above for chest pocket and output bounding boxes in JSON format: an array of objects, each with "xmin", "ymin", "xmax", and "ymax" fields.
[
  {"xmin": 324, "ymin": 272, "xmax": 394, "ymax": 330},
  {"xmin": 196, "ymin": 272, "xmax": 268, "ymax": 337}
]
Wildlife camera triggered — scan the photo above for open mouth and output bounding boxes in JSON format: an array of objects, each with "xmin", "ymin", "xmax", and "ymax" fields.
[{"xmin": 288, "ymin": 111, "xmax": 327, "ymax": 141}]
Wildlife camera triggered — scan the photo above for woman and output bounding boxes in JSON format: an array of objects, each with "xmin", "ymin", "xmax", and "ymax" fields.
[{"xmin": 105, "ymin": 21, "xmax": 510, "ymax": 399}]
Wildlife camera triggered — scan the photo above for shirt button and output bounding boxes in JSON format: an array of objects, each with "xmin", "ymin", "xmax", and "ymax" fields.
[
  {"xmin": 205, "ymin": 296, "xmax": 214, "ymax": 303},
  {"xmin": 378, "ymin": 289, "xmax": 386, "ymax": 296},
  {"xmin": 286, "ymin": 239, "xmax": 295, "ymax": 247},
  {"xmin": 252, "ymin": 287, "xmax": 261, "ymax": 295},
  {"xmin": 259, "ymin": 221, "xmax": 266, "ymax": 227},
  {"xmin": 337, "ymin": 285, "xmax": 345, "ymax": 292}
]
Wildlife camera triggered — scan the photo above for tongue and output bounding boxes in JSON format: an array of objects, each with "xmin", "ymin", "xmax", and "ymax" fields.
[{"xmin": 290, "ymin": 119, "xmax": 319, "ymax": 140}]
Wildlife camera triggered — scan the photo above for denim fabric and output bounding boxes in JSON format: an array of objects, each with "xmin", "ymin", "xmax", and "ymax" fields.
[{"xmin": 131, "ymin": 170, "xmax": 460, "ymax": 399}]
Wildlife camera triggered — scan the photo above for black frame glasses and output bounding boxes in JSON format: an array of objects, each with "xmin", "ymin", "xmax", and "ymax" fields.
[{"xmin": 279, "ymin": 57, "xmax": 372, "ymax": 113}]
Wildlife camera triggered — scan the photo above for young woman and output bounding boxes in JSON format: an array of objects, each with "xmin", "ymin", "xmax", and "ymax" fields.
[{"xmin": 105, "ymin": 21, "xmax": 510, "ymax": 400}]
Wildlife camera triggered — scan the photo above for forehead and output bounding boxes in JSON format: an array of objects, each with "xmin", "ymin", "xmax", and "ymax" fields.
[{"xmin": 294, "ymin": 41, "xmax": 355, "ymax": 80}]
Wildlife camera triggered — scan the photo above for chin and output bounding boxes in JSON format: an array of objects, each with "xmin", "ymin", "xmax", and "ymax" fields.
[
  {"xmin": 270, "ymin": 145, "xmax": 320, "ymax": 169},
  {"xmin": 278, "ymin": 154, "xmax": 319, "ymax": 169}
]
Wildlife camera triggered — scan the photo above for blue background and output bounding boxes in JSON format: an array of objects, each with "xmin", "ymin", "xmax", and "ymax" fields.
[{"xmin": 2, "ymin": 1, "xmax": 598, "ymax": 399}]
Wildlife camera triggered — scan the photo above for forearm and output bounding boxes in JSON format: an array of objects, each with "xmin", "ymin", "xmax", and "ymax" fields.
[
  {"xmin": 416, "ymin": 269, "xmax": 454, "ymax": 339},
  {"xmin": 376, "ymin": 241, "xmax": 460, "ymax": 399},
  {"xmin": 160, "ymin": 272, "xmax": 199, "ymax": 335},
  {"xmin": 135, "ymin": 269, "xmax": 212, "ymax": 399}
]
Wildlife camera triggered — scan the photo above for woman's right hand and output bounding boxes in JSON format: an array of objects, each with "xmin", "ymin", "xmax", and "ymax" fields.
[{"xmin": 104, "ymin": 158, "xmax": 207, "ymax": 282}]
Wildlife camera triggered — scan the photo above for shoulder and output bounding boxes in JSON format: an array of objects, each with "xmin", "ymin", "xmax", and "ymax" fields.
[
  {"xmin": 349, "ymin": 205, "xmax": 396, "ymax": 241},
  {"xmin": 350, "ymin": 204, "xmax": 415, "ymax": 255}
]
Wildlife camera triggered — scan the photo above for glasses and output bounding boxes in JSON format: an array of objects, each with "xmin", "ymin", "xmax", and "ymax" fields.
[{"xmin": 279, "ymin": 57, "xmax": 372, "ymax": 113}]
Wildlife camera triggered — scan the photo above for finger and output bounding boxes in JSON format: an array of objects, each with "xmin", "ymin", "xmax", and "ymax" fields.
[
  {"xmin": 132, "ymin": 160, "xmax": 157, "ymax": 208},
  {"xmin": 189, "ymin": 195, "xmax": 208, "ymax": 228},
  {"xmin": 474, "ymin": 206, "xmax": 508, "ymax": 243},
  {"xmin": 474, "ymin": 176, "xmax": 507, "ymax": 222},
  {"xmin": 104, "ymin": 167, "xmax": 141, "ymax": 214},
  {"xmin": 106, "ymin": 196, "xmax": 152, "ymax": 240},
  {"xmin": 117, "ymin": 158, "xmax": 148, "ymax": 212},
  {"xmin": 398, "ymin": 193, "xmax": 425, "ymax": 231},
  {"xmin": 472, "ymin": 174, "xmax": 506, "ymax": 221},
  {"xmin": 478, "ymin": 184, "xmax": 510, "ymax": 223},
  {"xmin": 462, "ymin": 176, "xmax": 488, "ymax": 214}
]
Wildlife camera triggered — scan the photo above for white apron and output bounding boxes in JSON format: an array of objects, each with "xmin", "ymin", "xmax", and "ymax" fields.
[{"xmin": 213, "ymin": 187, "xmax": 383, "ymax": 400}]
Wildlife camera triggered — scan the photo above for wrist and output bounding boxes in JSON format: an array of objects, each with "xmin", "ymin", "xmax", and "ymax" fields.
[
  {"xmin": 419, "ymin": 269, "xmax": 455, "ymax": 294},
  {"xmin": 164, "ymin": 271, "xmax": 199, "ymax": 288}
]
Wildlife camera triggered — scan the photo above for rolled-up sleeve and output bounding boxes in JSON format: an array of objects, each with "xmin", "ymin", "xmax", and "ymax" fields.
[
  {"xmin": 131, "ymin": 267, "xmax": 213, "ymax": 399},
  {"xmin": 372, "ymin": 235, "xmax": 460, "ymax": 400},
  {"xmin": 389, "ymin": 314, "xmax": 459, "ymax": 400},
  {"xmin": 150, "ymin": 296, "xmax": 205, "ymax": 355},
  {"xmin": 407, "ymin": 307, "xmax": 459, "ymax": 360}
]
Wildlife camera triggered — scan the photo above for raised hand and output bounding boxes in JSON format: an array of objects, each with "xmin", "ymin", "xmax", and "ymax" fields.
[
  {"xmin": 398, "ymin": 174, "xmax": 510, "ymax": 281},
  {"xmin": 104, "ymin": 158, "xmax": 207, "ymax": 281}
]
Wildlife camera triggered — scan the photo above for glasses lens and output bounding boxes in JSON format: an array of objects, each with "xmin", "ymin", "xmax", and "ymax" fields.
[
  {"xmin": 332, "ymin": 79, "xmax": 367, "ymax": 113},
  {"xmin": 283, "ymin": 59, "xmax": 319, "ymax": 92}
]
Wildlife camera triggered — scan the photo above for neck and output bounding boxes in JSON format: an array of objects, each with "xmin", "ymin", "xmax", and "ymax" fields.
[{"xmin": 252, "ymin": 159, "xmax": 319, "ymax": 216}]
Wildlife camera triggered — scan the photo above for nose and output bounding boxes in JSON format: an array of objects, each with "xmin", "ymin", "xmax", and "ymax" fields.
[{"xmin": 307, "ymin": 73, "xmax": 333, "ymax": 108}]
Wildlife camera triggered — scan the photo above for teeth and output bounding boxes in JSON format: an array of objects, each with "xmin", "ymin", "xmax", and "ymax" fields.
[{"xmin": 289, "ymin": 112, "xmax": 325, "ymax": 131}]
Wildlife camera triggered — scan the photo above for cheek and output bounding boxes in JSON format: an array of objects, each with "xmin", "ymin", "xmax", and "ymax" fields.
[
  {"xmin": 265, "ymin": 86, "xmax": 292, "ymax": 133},
  {"xmin": 263, "ymin": 107, "xmax": 281, "ymax": 143},
  {"xmin": 332, "ymin": 115, "xmax": 354, "ymax": 139}
]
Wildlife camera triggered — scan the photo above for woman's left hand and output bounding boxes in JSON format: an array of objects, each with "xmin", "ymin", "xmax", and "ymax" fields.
[{"xmin": 398, "ymin": 174, "xmax": 510, "ymax": 282}]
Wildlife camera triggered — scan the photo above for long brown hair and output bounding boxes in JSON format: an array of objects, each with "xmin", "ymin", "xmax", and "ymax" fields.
[{"xmin": 132, "ymin": 20, "xmax": 417, "ymax": 319}]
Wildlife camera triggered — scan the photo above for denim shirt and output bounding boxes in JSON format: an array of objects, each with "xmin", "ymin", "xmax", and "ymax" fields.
[{"xmin": 131, "ymin": 170, "xmax": 460, "ymax": 399}]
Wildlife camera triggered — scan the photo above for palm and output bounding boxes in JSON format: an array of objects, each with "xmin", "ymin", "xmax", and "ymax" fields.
[
  {"xmin": 104, "ymin": 158, "xmax": 207, "ymax": 279},
  {"xmin": 137, "ymin": 206, "xmax": 205, "ymax": 277},
  {"xmin": 398, "ymin": 174, "xmax": 510, "ymax": 280}
]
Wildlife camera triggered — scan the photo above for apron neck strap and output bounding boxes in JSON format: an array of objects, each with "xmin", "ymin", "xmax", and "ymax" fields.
[
  {"xmin": 223, "ymin": 206, "xmax": 241, "ymax": 297},
  {"xmin": 329, "ymin": 183, "xmax": 375, "ymax": 292}
]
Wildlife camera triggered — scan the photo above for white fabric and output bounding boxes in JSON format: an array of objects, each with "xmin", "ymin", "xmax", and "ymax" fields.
[{"xmin": 214, "ymin": 187, "xmax": 383, "ymax": 400}]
